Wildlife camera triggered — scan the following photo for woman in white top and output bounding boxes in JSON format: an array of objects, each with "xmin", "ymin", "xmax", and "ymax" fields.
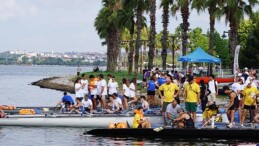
[
  {"xmin": 107, "ymin": 76, "xmax": 118, "ymax": 95},
  {"xmin": 122, "ymin": 78, "xmax": 131, "ymax": 110},
  {"xmin": 128, "ymin": 78, "xmax": 138, "ymax": 108},
  {"xmin": 74, "ymin": 77, "xmax": 84, "ymax": 98}
]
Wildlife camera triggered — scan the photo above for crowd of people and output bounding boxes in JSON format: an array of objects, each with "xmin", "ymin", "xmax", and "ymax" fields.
[{"xmin": 56, "ymin": 67, "xmax": 259, "ymax": 129}]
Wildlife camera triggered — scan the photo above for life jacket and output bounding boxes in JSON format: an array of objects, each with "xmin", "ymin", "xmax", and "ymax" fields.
[
  {"xmin": 0, "ymin": 105, "xmax": 16, "ymax": 110},
  {"xmin": 19, "ymin": 109, "xmax": 36, "ymax": 115},
  {"xmin": 108, "ymin": 122, "xmax": 128, "ymax": 129}
]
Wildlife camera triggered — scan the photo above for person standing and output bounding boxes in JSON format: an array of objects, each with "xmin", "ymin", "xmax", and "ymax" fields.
[
  {"xmin": 223, "ymin": 86, "xmax": 239, "ymax": 128},
  {"xmin": 122, "ymin": 78, "xmax": 131, "ymax": 110},
  {"xmin": 81, "ymin": 73, "xmax": 89, "ymax": 97},
  {"xmin": 184, "ymin": 76, "xmax": 200, "ymax": 122},
  {"xmin": 107, "ymin": 76, "xmax": 118, "ymax": 96},
  {"xmin": 207, "ymin": 74, "xmax": 218, "ymax": 104},
  {"xmin": 89, "ymin": 75, "xmax": 98, "ymax": 110},
  {"xmin": 77, "ymin": 65, "xmax": 81, "ymax": 77},
  {"xmin": 199, "ymin": 79, "xmax": 207, "ymax": 112},
  {"xmin": 147, "ymin": 76, "xmax": 156, "ymax": 106},
  {"xmin": 241, "ymin": 82, "xmax": 258, "ymax": 126},
  {"xmin": 74, "ymin": 77, "xmax": 84, "ymax": 98},
  {"xmin": 128, "ymin": 78, "xmax": 138, "ymax": 108},
  {"xmin": 158, "ymin": 77, "xmax": 181, "ymax": 125},
  {"xmin": 97, "ymin": 74, "xmax": 107, "ymax": 111}
]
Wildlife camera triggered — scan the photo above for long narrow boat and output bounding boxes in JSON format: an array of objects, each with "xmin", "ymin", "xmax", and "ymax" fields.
[{"xmin": 85, "ymin": 128, "xmax": 259, "ymax": 140}]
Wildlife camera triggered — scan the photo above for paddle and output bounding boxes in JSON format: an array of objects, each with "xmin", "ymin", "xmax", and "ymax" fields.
[{"xmin": 198, "ymin": 110, "xmax": 225, "ymax": 129}]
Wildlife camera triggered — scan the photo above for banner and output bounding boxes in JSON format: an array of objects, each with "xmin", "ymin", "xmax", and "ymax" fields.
[{"xmin": 233, "ymin": 45, "xmax": 241, "ymax": 75}]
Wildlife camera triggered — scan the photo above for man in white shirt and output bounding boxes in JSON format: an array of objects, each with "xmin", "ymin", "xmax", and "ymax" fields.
[
  {"xmin": 112, "ymin": 93, "xmax": 123, "ymax": 110},
  {"xmin": 207, "ymin": 74, "xmax": 218, "ymax": 104},
  {"xmin": 165, "ymin": 100, "xmax": 180, "ymax": 125},
  {"xmin": 97, "ymin": 74, "xmax": 107, "ymax": 110},
  {"xmin": 82, "ymin": 95, "xmax": 93, "ymax": 113},
  {"xmin": 81, "ymin": 73, "xmax": 89, "ymax": 97}
]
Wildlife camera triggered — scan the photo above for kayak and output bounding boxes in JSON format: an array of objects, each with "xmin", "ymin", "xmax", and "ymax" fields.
[
  {"xmin": 85, "ymin": 127, "xmax": 259, "ymax": 140},
  {"xmin": 196, "ymin": 77, "xmax": 234, "ymax": 84}
]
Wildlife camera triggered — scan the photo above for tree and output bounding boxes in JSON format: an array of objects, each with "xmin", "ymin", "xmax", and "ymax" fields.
[
  {"xmin": 171, "ymin": 0, "xmax": 192, "ymax": 69},
  {"xmin": 148, "ymin": 0, "xmax": 156, "ymax": 70},
  {"xmin": 94, "ymin": 0, "xmax": 122, "ymax": 72},
  {"xmin": 215, "ymin": 0, "xmax": 258, "ymax": 72}
]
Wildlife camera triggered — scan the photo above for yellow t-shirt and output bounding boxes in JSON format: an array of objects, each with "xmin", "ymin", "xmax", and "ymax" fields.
[
  {"xmin": 242, "ymin": 86, "xmax": 258, "ymax": 106},
  {"xmin": 159, "ymin": 83, "xmax": 180, "ymax": 102},
  {"xmin": 132, "ymin": 114, "xmax": 141, "ymax": 128},
  {"xmin": 185, "ymin": 82, "xmax": 200, "ymax": 102}
]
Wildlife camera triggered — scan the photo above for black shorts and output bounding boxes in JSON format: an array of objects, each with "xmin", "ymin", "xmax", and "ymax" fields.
[
  {"xmin": 123, "ymin": 95, "xmax": 130, "ymax": 99},
  {"xmin": 143, "ymin": 78, "xmax": 147, "ymax": 82},
  {"xmin": 147, "ymin": 90, "xmax": 155, "ymax": 96},
  {"xmin": 229, "ymin": 105, "xmax": 238, "ymax": 111},
  {"xmin": 137, "ymin": 124, "xmax": 142, "ymax": 128},
  {"xmin": 244, "ymin": 105, "xmax": 256, "ymax": 110}
]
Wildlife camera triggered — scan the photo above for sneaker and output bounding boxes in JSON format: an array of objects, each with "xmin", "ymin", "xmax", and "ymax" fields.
[
  {"xmin": 240, "ymin": 124, "xmax": 244, "ymax": 127},
  {"xmin": 227, "ymin": 123, "xmax": 233, "ymax": 128}
]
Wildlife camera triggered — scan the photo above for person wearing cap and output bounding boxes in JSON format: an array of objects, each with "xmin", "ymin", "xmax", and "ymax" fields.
[
  {"xmin": 207, "ymin": 74, "xmax": 218, "ymax": 104},
  {"xmin": 107, "ymin": 76, "xmax": 118, "ymax": 96},
  {"xmin": 132, "ymin": 107, "xmax": 151, "ymax": 128},
  {"xmin": 184, "ymin": 75, "xmax": 200, "ymax": 122},
  {"xmin": 158, "ymin": 77, "xmax": 181, "ymax": 125},
  {"xmin": 82, "ymin": 95, "xmax": 93, "ymax": 113},
  {"xmin": 241, "ymin": 82, "xmax": 259, "ymax": 126},
  {"xmin": 97, "ymin": 74, "xmax": 108, "ymax": 110},
  {"xmin": 172, "ymin": 108, "xmax": 194, "ymax": 128},
  {"xmin": 223, "ymin": 86, "xmax": 239, "ymax": 128}
]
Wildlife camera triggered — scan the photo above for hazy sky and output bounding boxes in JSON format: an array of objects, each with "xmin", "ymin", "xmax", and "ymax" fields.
[{"xmin": 0, "ymin": 0, "xmax": 253, "ymax": 52}]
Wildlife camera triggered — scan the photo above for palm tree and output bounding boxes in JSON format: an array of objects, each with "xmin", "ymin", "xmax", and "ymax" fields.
[
  {"xmin": 171, "ymin": 0, "xmax": 192, "ymax": 69},
  {"xmin": 215, "ymin": 0, "xmax": 258, "ymax": 71},
  {"xmin": 94, "ymin": 0, "xmax": 122, "ymax": 72},
  {"xmin": 148, "ymin": 0, "xmax": 157, "ymax": 70},
  {"xmin": 192, "ymin": 0, "xmax": 223, "ymax": 75},
  {"xmin": 141, "ymin": 26, "xmax": 149, "ymax": 71},
  {"xmin": 160, "ymin": 0, "xmax": 171, "ymax": 70}
]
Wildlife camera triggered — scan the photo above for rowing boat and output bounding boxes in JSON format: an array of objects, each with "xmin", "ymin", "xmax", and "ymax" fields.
[{"xmin": 85, "ymin": 127, "xmax": 259, "ymax": 140}]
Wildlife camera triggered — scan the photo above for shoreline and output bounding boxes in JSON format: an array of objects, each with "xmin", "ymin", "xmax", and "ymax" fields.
[{"xmin": 31, "ymin": 76, "xmax": 75, "ymax": 94}]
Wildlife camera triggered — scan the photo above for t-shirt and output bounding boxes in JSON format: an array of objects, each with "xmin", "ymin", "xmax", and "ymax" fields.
[
  {"xmin": 123, "ymin": 84, "xmax": 131, "ymax": 97},
  {"xmin": 81, "ymin": 79, "xmax": 89, "ymax": 94},
  {"xmin": 158, "ymin": 78, "xmax": 166, "ymax": 86},
  {"xmin": 90, "ymin": 80, "xmax": 98, "ymax": 95},
  {"xmin": 159, "ymin": 83, "xmax": 180, "ymax": 102},
  {"xmin": 75, "ymin": 83, "xmax": 83, "ymax": 97},
  {"xmin": 82, "ymin": 99, "xmax": 92, "ymax": 108},
  {"xmin": 208, "ymin": 80, "xmax": 218, "ymax": 93},
  {"xmin": 62, "ymin": 95, "xmax": 74, "ymax": 105},
  {"xmin": 185, "ymin": 82, "xmax": 200, "ymax": 102},
  {"xmin": 166, "ymin": 104, "xmax": 180, "ymax": 117},
  {"xmin": 231, "ymin": 83, "xmax": 241, "ymax": 100},
  {"xmin": 242, "ymin": 86, "xmax": 258, "ymax": 106},
  {"xmin": 108, "ymin": 82, "xmax": 118, "ymax": 94},
  {"xmin": 114, "ymin": 98, "xmax": 123, "ymax": 108},
  {"xmin": 147, "ymin": 80, "xmax": 156, "ymax": 91},
  {"xmin": 97, "ymin": 79, "xmax": 107, "ymax": 95},
  {"xmin": 129, "ymin": 83, "xmax": 135, "ymax": 97},
  {"xmin": 132, "ymin": 114, "xmax": 141, "ymax": 128}
]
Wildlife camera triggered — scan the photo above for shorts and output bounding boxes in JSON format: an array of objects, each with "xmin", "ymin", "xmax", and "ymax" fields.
[
  {"xmin": 91, "ymin": 95, "xmax": 97, "ymax": 99},
  {"xmin": 162, "ymin": 102, "xmax": 171, "ymax": 112},
  {"xmin": 84, "ymin": 107, "xmax": 91, "ymax": 113},
  {"xmin": 207, "ymin": 93, "xmax": 216, "ymax": 102},
  {"xmin": 147, "ymin": 90, "xmax": 155, "ymax": 96},
  {"xmin": 229, "ymin": 103, "xmax": 239, "ymax": 111},
  {"xmin": 137, "ymin": 124, "xmax": 142, "ymax": 128},
  {"xmin": 244, "ymin": 105, "xmax": 256, "ymax": 110},
  {"xmin": 185, "ymin": 102, "xmax": 197, "ymax": 112},
  {"xmin": 123, "ymin": 95, "xmax": 130, "ymax": 99}
]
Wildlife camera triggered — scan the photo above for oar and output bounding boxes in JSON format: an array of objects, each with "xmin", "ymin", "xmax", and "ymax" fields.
[{"xmin": 198, "ymin": 111, "xmax": 225, "ymax": 129}]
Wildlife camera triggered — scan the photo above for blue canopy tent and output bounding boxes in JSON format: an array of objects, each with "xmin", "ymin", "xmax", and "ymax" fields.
[{"xmin": 178, "ymin": 47, "xmax": 222, "ymax": 76}]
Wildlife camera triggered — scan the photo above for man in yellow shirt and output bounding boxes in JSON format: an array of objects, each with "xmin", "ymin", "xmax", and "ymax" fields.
[
  {"xmin": 184, "ymin": 76, "xmax": 200, "ymax": 122},
  {"xmin": 240, "ymin": 82, "xmax": 258, "ymax": 126},
  {"xmin": 158, "ymin": 77, "xmax": 181, "ymax": 125}
]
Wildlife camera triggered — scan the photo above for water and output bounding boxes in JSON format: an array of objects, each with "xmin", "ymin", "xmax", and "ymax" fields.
[{"xmin": 0, "ymin": 65, "xmax": 256, "ymax": 145}]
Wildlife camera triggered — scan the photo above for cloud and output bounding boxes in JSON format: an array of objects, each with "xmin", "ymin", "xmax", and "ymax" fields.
[{"xmin": 0, "ymin": 0, "xmax": 38, "ymax": 21}]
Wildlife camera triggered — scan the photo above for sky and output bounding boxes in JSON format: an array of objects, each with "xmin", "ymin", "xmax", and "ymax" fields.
[{"xmin": 0, "ymin": 0, "xmax": 254, "ymax": 53}]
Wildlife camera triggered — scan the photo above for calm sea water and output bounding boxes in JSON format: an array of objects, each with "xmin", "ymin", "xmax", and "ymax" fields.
[{"xmin": 0, "ymin": 65, "xmax": 255, "ymax": 145}]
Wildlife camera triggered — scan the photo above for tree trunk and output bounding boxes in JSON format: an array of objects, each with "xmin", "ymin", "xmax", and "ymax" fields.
[
  {"xmin": 134, "ymin": 7, "xmax": 142, "ymax": 77},
  {"xmin": 148, "ymin": 0, "xmax": 156, "ymax": 70},
  {"xmin": 208, "ymin": 7, "xmax": 215, "ymax": 76},
  {"xmin": 229, "ymin": 16, "xmax": 238, "ymax": 74},
  {"xmin": 161, "ymin": 4, "xmax": 169, "ymax": 70},
  {"xmin": 128, "ymin": 17, "xmax": 135, "ymax": 75},
  {"xmin": 181, "ymin": 3, "xmax": 190, "ymax": 70}
]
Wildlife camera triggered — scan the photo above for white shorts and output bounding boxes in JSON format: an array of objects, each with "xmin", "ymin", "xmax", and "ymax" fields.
[{"xmin": 207, "ymin": 93, "xmax": 217, "ymax": 102}]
